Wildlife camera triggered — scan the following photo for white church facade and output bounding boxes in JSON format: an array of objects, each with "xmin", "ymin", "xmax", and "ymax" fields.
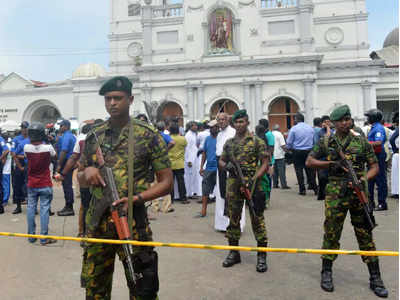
[{"xmin": 0, "ymin": 0, "xmax": 398, "ymax": 133}]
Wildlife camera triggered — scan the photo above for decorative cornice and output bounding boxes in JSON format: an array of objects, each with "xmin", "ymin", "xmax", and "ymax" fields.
[
  {"xmin": 316, "ymin": 43, "xmax": 369, "ymax": 53},
  {"xmin": 313, "ymin": 13, "xmax": 368, "ymax": 25},
  {"xmin": 319, "ymin": 60, "xmax": 385, "ymax": 70},
  {"xmin": 261, "ymin": 37, "xmax": 314, "ymax": 47},
  {"xmin": 146, "ymin": 17, "xmax": 184, "ymax": 27},
  {"xmin": 0, "ymin": 85, "xmax": 72, "ymax": 97},
  {"xmin": 260, "ymin": 7, "xmax": 298, "ymax": 17},
  {"xmin": 152, "ymin": 48, "xmax": 184, "ymax": 55},
  {"xmin": 108, "ymin": 32, "xmax": 143, "ymax": 41},
  {"xmin": 136, "ymin": 55, "xmax": 323, "ymax": 73}
]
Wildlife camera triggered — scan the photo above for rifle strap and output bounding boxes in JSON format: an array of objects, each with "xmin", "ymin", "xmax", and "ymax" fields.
[{"xmin": 128, "ymin": 118, "xmax": 134, "ymax": 238}]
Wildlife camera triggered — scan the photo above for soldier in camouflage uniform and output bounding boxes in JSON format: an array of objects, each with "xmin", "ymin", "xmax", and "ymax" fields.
[
  {"xmin": 306, "ymin": 105, "xmax": 388, "ymax": 298},
  {"xmin": 80, "ymin": 76, "xmax": 173, "ymax": 300},
  {"xmin": 219, "ymin": 109, "xmax": 270, "ymax": 273}
]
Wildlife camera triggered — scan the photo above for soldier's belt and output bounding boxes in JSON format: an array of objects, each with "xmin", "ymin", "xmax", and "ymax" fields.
[{"xmin": 0, "ymin": 232, "xmax": 397, "ymax": 257}]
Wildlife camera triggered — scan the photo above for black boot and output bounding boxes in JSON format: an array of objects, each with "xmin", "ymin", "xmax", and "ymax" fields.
[
  {"xmin": 368, "ymin": 261, "xmax": 389, "ymax": 298},
  {"xmin": 321, "ymin": 259, "xmax": 334, "ymax": 292},
  {"xmin": 0, "ymin": 205, "xmax": 4, "ymax": 214},
  {"xmin": 12, "ymin": 205, "xmax": 22, "ymax": 214},
  {"xmin": 256, "ymin": 242, "xmax": 268, "ymax": 273},
  {"xmin": 57, "ymin": 206, "xmax": 75, "ymax": 216},
  {"xmin": 222, "ymin": 240, "xmax": 241, "ymax": 268}
]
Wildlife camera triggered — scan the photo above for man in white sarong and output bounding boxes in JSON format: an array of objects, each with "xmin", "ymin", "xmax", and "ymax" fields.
[
  {"xmin": 390, "ymin": 113, "xmax": 399, "ymax": 198},
  {"xmin": 185, "ymin": 121, "xmax": 200, "ymax": 198},
  {"xmin": 197, "ymin": 122, "xmax": 211, "ymax": 197},
  {"xmin": 214, "ymin": 113, "xmax": 245, "ymax": 231}
]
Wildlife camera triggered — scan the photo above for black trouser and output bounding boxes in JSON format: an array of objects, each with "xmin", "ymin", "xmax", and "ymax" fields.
[
  {"xmin": 61, "ymin": 169, "xmax": 74, "ymax": 208},
  {"xmin": 0, "ymin": 162, "xmax": 3, "ymax": 207},
  {"xmin": 11, "ymin": 165, "xmax": 17, "ymax": 204},
  {"xmin": 171, "ymin": 169, "xmax": 186, "ymax": 201},
  {"xmin": 293, "ymin": 149, "xmax": 316, "ymax": 192},
  {"xmin": 80, "ymin": 187, "xmax": 92, "ymax": 233},
  {"xmin": 216, "ymin": 156, "xmax": 227, "ymax": 200},
  {"xmin": 273, "ymin": 158, "xmax": 288, "ymax": 188},
  {"xmin": 14, "ymin": 160, "xmax": 27, "ymax": 207},
  {"xmin": 317, "ymin": 170, "xmax": 328, "ymax": 200}
]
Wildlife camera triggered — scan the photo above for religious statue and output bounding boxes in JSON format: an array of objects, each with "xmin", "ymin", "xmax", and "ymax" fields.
[{"xmin": 209, "ymin": 8, "xmax": 233, "ymax": 54}]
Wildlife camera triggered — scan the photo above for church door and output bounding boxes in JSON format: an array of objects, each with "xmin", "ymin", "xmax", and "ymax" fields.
[
  {"xmin": 268, "ymin": 97, "xmax": 299, "ymax": 135},
  {"xmin": 210, "ymin": 99, "xmax": 239, "ymax": 119}
]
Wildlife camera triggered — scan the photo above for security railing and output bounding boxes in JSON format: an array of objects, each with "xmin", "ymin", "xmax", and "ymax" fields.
[
  {"xmin": 153, "ymin": 4, "xmax": 183, "ymax": 18},
  {"xmin": 260, "ymin": 0, "xmax": 298, "ymax": 8}
]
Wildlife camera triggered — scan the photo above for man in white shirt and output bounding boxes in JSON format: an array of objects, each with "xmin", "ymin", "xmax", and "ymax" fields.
[
  {"xmin": 272, "ymin": 124, "xmax": 290, "ymax": 189},
  {"xmin": 184, "ymin": 121, "xmax": 200, "ymax": 199},
  {"xmin": 216, "ymin": 113, "xmax": 236, "ymax": 201}
]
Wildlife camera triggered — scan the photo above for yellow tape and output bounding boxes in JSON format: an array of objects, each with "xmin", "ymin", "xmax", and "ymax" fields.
[{"xmin": 0, "ymin": 232, "xmax": 397, "ymax": 257}]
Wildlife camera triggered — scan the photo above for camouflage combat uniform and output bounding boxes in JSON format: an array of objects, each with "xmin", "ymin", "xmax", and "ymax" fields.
[
  {"xmin": 221, "ymin": 133, "xmax": 269, "ymax": 244},
  {"xmin": 80, "ymin": 118, "xmax": 170, "ymax": 300},
  {"xmin": 309, "ymin": 133, "xmax": 378, "ymax": 264}
]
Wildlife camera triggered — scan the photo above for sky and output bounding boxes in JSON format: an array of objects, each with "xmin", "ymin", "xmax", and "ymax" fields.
[{"xmin": 0, "ymin": 0, "xmax": 398, "ymax": 82}]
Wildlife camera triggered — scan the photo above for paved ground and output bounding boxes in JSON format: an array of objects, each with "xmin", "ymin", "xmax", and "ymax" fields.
[{"xmin": 0, "ymin": 169, "xmax": 398, "ymax": 300}]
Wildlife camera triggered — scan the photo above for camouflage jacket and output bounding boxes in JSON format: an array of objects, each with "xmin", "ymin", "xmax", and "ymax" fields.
[
  {"xmin": 221, "ymin": 132, "xmax": 269, "ymax": 178},
  {"xmin": 309, "ymin": 132, "xmax": 377, "ymax": 178},
  {"xmin": 80, "ymin": 117, "xmax": 171, "ymax": 202}
]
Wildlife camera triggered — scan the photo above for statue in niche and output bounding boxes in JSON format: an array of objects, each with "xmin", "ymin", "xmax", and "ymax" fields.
[{"xmin": 209, "ymin": 8, "xmax": 233, "ymax": 55}]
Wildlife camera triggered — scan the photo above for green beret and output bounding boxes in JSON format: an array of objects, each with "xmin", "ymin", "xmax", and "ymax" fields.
[
  {"xmin": 99, "ymin": 76, "xmax": 132, "ymax": 96},
  {"xmin": 330, "ymin": 105, "xmax": 351, "ymax": 121},
  {"xmin": 232, "ymin": 109, "xmax": 248, "ymax": 122}
]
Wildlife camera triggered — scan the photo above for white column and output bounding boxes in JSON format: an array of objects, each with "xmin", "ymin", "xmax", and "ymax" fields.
[
  {"xmin": 303, "ymin": 79, "xmax": 314, "ymax": 125},
  {"xmin": 361, "ymin": 81, "xmax": 373, "ymax": 112},
  {"xmin": 298, "ymin": 0, "xmax": 314, "ymax": 52},
  {"xmin": 197, "ymin": 85, "xmax": 205, "ymax": 120},
  {"xmin": 142, "ymin": 85, "xmax": 152, "ymax": 102},
  {"xmin": 186, "ymin": 85, "xmax": 194, "ymax": 120},
  {"xmin": 233, "ymin": 19, "xmax": 241, "ymax": 55},
  {"xmin": 242, "ymin": 82, "xmax": 250, "ymax": 113},
  {"xmin": 202, "ymin": 22, "xmax": 209, "ymax": 55},
  {"xmin": 142, "ymin": 3, "xmax": 153, "ymax": 64},
  {"xmin": 255, "ymin": 82, "xmax": 264, "ymax": 123}
]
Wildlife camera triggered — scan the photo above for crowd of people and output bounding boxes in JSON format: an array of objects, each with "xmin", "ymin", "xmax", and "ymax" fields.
[{"xmin": 0, "ymin": 75, "xmax": 397, "ymax": 299}]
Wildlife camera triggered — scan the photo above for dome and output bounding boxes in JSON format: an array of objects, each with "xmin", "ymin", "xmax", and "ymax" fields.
[
  {"xmin": 72, "ymin": 63, "xmax": 106, "ymax": 79},
  {"xmin": 383, "ymin": 27, "xmax": 399, "ymax": 48}
]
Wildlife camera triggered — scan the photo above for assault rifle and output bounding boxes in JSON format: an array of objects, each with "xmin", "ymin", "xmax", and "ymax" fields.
[
  {"xmin": 93, "ymin": 135, "xmax": 142, "ymax": 288},
  {"xmin": 230, "ymin": 156, "xmax": 257, "ymax": 216},
  {"xmin": 336, "ymin": 147, "xmax": 377, "ymax": 231}
]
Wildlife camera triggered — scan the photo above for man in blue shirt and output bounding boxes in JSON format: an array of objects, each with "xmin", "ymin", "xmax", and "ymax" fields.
[
  {"xmin": 11, "ymin": 129, "xmax": 25, "ymax": 208},
  {"xmin": 365, "ymin": 109, "xmax": 388, "ymax": 211},
  {"xmin": 11, "ymin": 122, "xmax": 30, "ymax": 214},
  {"xmin": 196, "ymin": 120, "xmax": 219, "ymax": 217},
  {"xmin": 286, "ymin": 113, "xmax": 317, "ymax": 195},
  {"xmin": 55, "ymin": 120, "xmax": 76, "ymax": 216},
  {"xmin": 0, "ymin": 130, "xmax": 9, "ymax": 214}
]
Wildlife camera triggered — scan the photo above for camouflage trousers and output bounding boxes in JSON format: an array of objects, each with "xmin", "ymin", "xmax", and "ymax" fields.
[
  {"xmin": 322, "ymin": 180, "xmax": 378, "ymax": 264},
  {"xmin": 225, "ymin": 177, "xmax": 268, "ymax": 244},
  {"xmin": 81, "ymin": 213, "xmax": 158, "ymax": 300}
]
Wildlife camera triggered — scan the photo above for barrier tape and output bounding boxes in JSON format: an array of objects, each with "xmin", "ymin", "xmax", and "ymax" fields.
[{"xmin": 0, "ymin": 232, "xmax": 398, "ymax": 257}]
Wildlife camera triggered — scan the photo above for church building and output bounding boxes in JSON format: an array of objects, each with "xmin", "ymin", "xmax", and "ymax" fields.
[{"xmin": 0, "ymin": 0, "xmax": 398, "ymax": 133}]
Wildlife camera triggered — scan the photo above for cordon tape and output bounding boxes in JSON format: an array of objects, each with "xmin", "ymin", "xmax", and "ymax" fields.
[{"xmin": 0, "ymin": 232, "xmax": 398, "ymax": 257}]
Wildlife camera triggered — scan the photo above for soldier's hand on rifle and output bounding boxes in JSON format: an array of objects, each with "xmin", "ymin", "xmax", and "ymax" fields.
[
  {"xmin": 84, "ymin": 166, "xmax": 106, "ymax": 187},
  {"xmin": 112, "ymin": 196, "xmax": 139, "ymax": 212},
  {"xmin": 329, "ymin": 161, "xmax": 348, "ymax": 173}
]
